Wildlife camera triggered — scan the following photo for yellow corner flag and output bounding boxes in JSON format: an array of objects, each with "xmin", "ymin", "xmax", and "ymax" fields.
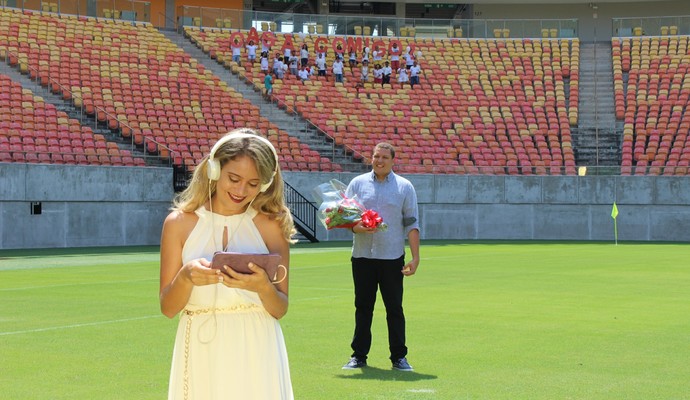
[{"xmin": 611, "ymin": 202, "xmax": 619, "ymax": 245}]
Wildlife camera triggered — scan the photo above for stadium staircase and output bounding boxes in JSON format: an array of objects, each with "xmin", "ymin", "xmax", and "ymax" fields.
[
  {"xmin": 574, "ymin": 41, "xmax": 621, "ymax": 174},
  {"xmin": 160, "ymin": 29, "xmax": 368, "ymax": 174}
]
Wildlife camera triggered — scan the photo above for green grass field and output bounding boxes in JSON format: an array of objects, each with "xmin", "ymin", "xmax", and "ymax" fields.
[{"xmin": 1, "ymin": 241, "xmax": 688, "ymax": 399}]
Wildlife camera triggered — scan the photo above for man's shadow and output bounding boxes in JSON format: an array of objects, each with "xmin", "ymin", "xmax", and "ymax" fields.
[{"xmin": 336, "ymin": 366, "xmax": 437, "ymax": 382}]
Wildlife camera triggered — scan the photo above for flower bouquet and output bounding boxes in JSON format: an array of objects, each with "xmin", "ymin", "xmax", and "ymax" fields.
[{"xmin": 312, "ymin": 179, "xmax": 388, "ymax": 231}]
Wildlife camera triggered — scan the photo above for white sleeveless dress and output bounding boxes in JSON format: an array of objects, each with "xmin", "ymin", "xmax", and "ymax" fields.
[{"xmin": 167, "ymin": 206, "xmax": 293, "ymax": 400}]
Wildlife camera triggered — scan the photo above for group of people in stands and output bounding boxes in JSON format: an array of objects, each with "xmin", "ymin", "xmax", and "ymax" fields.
[{"xmin": 243, "ymin": 40, "xmax": 422, "ymax": 94}]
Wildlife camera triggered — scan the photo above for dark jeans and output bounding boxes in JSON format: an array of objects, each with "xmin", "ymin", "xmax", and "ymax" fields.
[{"xmin": 350, "ymin": 256, "xmax": 407, "ymax": 361}]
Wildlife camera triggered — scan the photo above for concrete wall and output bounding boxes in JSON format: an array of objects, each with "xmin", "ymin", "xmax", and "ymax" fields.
[
  {"xmin": 285, "ymin": 172, "xmax": 690, "ymax": 243},
  {"xmin": 0, "ymin": 163, "xmax": 173, "ymax": 249},
  {"xmin": 1, "ymin": 164, "xmax": 689, "ymax": 249}
]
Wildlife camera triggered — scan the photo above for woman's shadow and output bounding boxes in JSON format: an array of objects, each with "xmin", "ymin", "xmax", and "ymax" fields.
[{"xmin": 336, "ymin": 366, "xmax": 437, "ymax": 382}]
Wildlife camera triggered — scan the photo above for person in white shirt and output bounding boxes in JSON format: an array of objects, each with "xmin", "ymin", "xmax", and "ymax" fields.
[
  {"xmin": 315, "ymin": 53, "xmax": 327, "ymax": 77},
  {"xmin": 389, "ymin": 43, "xmax": 400, "ymax": 71},
  {"xmin": 373, "ymin": 64, "xmax": 383, "ymax": 85},
  {"xmin": 232, "ymin": 42, "xmax": 242, "ymax": 63},
  {"xmin": 298, "ymin": 65, "xmax": 310, "ymax": 81},
  {"xmin": 409, "ymin": 60, "xmax": 422, "ymax": 88},
  {"xmin": 360, "ymin": 61, "xmax": 369, "ymax": 83},
  {"xmin": 317, "ymin": 45, "xmax": 327, "ymax": 59},
  {"xmin": 274, "ymin": 57, "xmax": 285, "ymax": 79},
  {"xmin": 332, "ymin": 57, "xmax": 344, "ymax": 83},
  {"xmin": 272, "ymin": 53, "xmax": 280, "ymax": 69},
  {"xmin": 382, "ymin": 61, "xmax": 392, "ymax": 86},
  {"xmin": 300, "ymin": 44, "xmax": 309, "ymax": 67},
  {"xmin": 246, "ymin": 40, "xmax": 258, "ymax": 64},
  {"xmin": 361, "ymin": 47, "xmax": 370, "ymax": 65},
  {"xmin": 404, "ymin": 49, "xmax": 414, "ymax": 70},
  {"xmin": 397, "ymin": 66, "xmax": 409, "ymax": 88},
  {"xmin": 260, "ymin": 52, "xmax": 269, "ymax": 74},
  {"xmin": 287, "ymin": 56, "xmax": 297, "ymax": 76},
  {"xmin": 348, "ymin": 48, "xmax": 357, "ymax": 76},
  {"xmin": 282, "ymin": 60, "xmax": 289, "ymax": 77},
  {"xmin": 372, "ymin": 45, "xmax": 383, "ymax": 62}
]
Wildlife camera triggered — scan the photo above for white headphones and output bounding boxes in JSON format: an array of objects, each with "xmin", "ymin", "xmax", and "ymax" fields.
[{"xmin": 207, "ymin": 132, "xmax": 279, "ymax": 193}]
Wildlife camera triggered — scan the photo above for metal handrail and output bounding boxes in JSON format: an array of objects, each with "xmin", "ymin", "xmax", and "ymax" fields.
[{"xmin": 284, "ymin": 180, "xmax": 318, "ymax": 242}]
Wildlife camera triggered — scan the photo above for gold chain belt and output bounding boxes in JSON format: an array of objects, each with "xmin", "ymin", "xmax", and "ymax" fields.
[{"xmin": 182, "ymin": 304, "xmax": 261, "ymax": 399}]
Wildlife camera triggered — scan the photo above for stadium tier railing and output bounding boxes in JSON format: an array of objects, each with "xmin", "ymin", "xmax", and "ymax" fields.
[
  {"xmin": 612, "ymin": 15, "xmax": 689, "ymax": 37},
  {"xmin": 176, "ymin": 6, "xmax": 578, "ymax": 40},
  {"xmin": 0, "ymin": 0, "xmax": 150, "ymax": 22},
  {"xmin": 0, "ymin": 1, "xmax": 578, "ymax": 39}
]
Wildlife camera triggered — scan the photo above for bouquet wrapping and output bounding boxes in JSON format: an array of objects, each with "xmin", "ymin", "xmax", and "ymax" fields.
[{"xmin": 312, "ymin": 179, "xmax": 388, "ymax": 231}]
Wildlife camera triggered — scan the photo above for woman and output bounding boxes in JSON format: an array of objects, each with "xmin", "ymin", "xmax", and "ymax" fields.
[{"xmin": 160, "ymin": 128, "xmax": 295, "ymax": 399}]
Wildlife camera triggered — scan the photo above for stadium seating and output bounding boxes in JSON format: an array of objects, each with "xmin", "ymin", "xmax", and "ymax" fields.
[
  {"xmin": 0, "ymin": 9, "xmax": 339, "ymax": 172},
  {"xmin": 612, "ymin": 36, "xmax": 690, "ymax": 175},
  {"xmin": 187, "ymin": 28, "xmax": 580, "ymax": 175},
  {"xmin": 0, "ymin": 73, "xmax": 146, "ymax": 165}
]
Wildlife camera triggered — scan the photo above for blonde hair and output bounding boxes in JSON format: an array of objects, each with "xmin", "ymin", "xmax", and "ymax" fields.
[{"xmin": 173, "ymin": 128, "xmax": 296, "ymax": 243}]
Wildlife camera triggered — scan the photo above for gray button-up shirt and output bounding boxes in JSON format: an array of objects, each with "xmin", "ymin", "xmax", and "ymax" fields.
[{"xmin": 346, "ymin": 171, "xmax": 420, "ymax": 260}]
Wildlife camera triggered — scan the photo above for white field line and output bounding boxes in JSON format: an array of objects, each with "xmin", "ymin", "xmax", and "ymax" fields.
[
  {"xmin": 0, "ymin": 315, "xmax": 161, "ymax": 336},
  {"xmin": 0, "ymin": 278, "xmax": 157, "ymax": 292}
]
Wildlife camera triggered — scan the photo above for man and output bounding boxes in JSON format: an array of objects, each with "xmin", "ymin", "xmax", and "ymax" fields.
[
  {"xmin": 315, "ymin": 53, "xmax": 327, "ymax": 77},
  {"xmin": 231, "ymin": 40, "xmax": 242, "ymax": 64},
  {"xmin": 342, "ymin": 142, "xmax": 420, "ymax": 372},
  {"xmin": 263, "ymin": 71, "xmax": 273, "ymax": 100},
  {"xmin": 381, "ymin": 61, "xmax": 392, "ymax": 86},
  {"xmin": 246, "ymin": 40, "xmax": 257, "ymax": 64},
  {"xmin": 409, "ymin": 60, "xmax": 422, "ymax": 88},
  {"xmin": 332, "ymin": 56, "xmax": 344, "ymax": 83},
  {"xmin": 298, "ymin": 65, "xmax": 310, "ymax": 82}
]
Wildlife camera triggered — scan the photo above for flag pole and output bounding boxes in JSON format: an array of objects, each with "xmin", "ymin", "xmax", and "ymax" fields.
[{"xmin": 611, "ymin": 202, "xmax": 619, "ymax": 245}]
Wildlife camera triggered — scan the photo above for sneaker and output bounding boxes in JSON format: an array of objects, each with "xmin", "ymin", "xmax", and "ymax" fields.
[
  {"xmin": 392, "ymin": 357, "xmax": 414, "ymax": 371},
  {"xmin": 342, "ymin": 356, "xmax": 367, "ymax": 369}
]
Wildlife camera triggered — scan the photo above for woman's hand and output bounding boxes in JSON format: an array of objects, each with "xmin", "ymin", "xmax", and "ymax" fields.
[
  {"xmin": 220, "ymin": 262, "xmax": 273, "ymax": 293},
  {"xmin": 182, "ymin": 258, "xmax": 225, "ymax": 286}
]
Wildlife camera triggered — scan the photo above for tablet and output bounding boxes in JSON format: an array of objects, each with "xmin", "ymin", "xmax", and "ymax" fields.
[{"xmin": 211, "ymin": 252, "xmax": 285, "ymax": 283}]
